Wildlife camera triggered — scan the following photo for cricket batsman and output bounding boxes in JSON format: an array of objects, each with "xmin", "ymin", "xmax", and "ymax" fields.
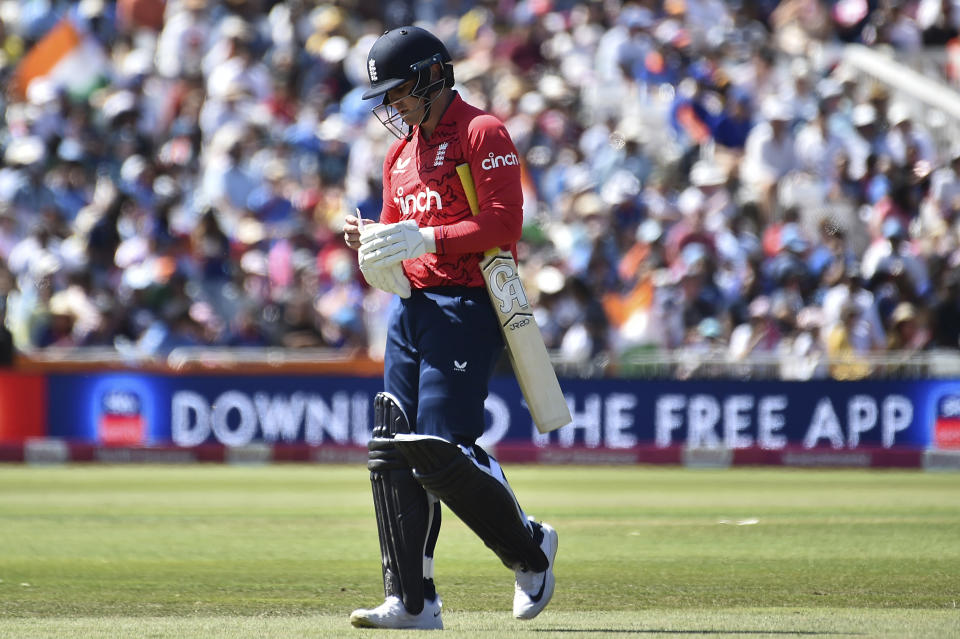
[{"xmin": 342, "ymin": 25, "xmax": 558, "ymax": 630}]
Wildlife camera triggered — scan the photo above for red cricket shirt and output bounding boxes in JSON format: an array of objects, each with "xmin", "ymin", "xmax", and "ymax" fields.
[{"xmin": 380, "ymin": 92, "xmax": 523, "ymax": 288}]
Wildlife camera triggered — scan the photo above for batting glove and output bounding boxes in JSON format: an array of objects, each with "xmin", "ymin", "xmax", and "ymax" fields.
[
  {"xmin": 359, "ymin": 261, "xmax": 411, "ymax": 298},
  {"xmin": 358, "ymin": 219, "xmax": 436, "ymax": 269}
]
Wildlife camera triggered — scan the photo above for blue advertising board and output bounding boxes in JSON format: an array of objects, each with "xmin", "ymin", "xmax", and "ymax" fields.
[{"xmin": 45, "ymin": 373, "xmax": 960, "ymax": 451}]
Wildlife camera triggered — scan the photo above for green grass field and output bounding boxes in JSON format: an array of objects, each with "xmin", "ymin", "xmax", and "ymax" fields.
[{"xmin": 0, "ymin": 464, "xmax": 958, "ymax": 638}]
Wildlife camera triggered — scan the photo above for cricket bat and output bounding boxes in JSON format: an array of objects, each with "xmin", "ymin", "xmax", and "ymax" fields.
[{"xmin": 456, "ymin": 163, "xmax": 571, "ymax": 434}]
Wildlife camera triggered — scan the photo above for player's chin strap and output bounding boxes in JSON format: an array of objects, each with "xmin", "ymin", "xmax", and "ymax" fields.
[
  {"xmin": 394, "ymin": 434, "xmax": 548, "ymax": 573},
  {"xmin": 396, "ymin": 55, "xmax": 452, "ymax": 141},
  {"xmin": 367, "ymin": 393, "xmax": 441, "ymax": 613},
  {"xmin": 409, "ymin": 55, "xmax": 450, "ymax": 136},
  {"xmin": 403, "ymin": 83, "xmax": 442, "ymax": 142}
]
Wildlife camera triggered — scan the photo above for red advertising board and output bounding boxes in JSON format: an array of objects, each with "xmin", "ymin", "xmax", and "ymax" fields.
[
  {"xmin": 934, "ymin": 393, "xmax": 960, "ymax": 449},
  {"xmin": 934, "ymin": 418, "xmax": 960, "ymax": 449},
  {"xmin": 0, "ymin": 373, "xmax": 46, "ymax": 442}
]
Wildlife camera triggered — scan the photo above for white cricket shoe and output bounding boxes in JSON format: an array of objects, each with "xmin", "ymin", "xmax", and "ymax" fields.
[
  {"xmin": 350, "ymin": 595, "xmax": 443, "ymax": 630},
  {"xmin": 513, "ymin": 519, "xmax": 558, "ymax": 620}
]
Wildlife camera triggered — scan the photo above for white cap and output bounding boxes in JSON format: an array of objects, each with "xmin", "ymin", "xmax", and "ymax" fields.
[
  {"xmin": 78, "ymin": 0, "xmax": 105, "ymax": 18},
  {"xmin": 637, "ymin": 219, "xmax": 662, "ymax": 243},
  {"xmin": 120, "ymin": 155, "xmax": 147, "ymax": 183},
  {"xmin": 677, "ymin": 187, "xmax": 705, "ymax": 216},
  {"xmin": 572, "ymin": 192, "xmax": 605, "ymax": 217},
  {"xmin": 601, "ymin": 170, "xmax": 640, "ymax": 205},
  {"xmin": 121, "ymin": 48, "xmax": 154, "ymax": 77},
  {"xmin": 851, "ymin": 103, "xmax": 877, "ymax": 127},
  {"xmin": 240, "ymin": 249, "xmax": 268, "ymax": 276},
  {"xmin": 887, "ymin": 102, "xmax": 910, "ymax": 125},
  {"xmin": 748, "ymin": 295, "xmax": 771, "ymax": 318},
  {"xmin": 317, "ymin": 113, "xmax": 347, "ymax": 141},
  {"xmin": 30, "ymin": 252, "xmax": 62, "ymax": 278},
  {"xmin": 320, "ymin": 35, "xmax": 349, "ymax": 63},
  {"xmin": 797, "ymin": 306, "xmax": 824, "ymax": 330},
  {"xmin": 517, "ymin": 91, "xmax": 547, "ymax": 116},
  {"xmin": 535, "ymin": 266, "xmax": 566, "ymax": 295},
  {"xmin": 26, "ymin": 78, "xmax": 57, "ymax": 105},
  {"xmin": 690, "ymin": 161, "xmax": 726, "ymax": 187},
  {"xmin": 123, "ymin": 261, "xmax": 155, "ymax": 290},
  {"xmin": 236, "ymin": 218, "xmax": 266, "ymax": 245},
  {"xmin": 5, "ymin": 136, "xmax": 45, "ymax": 165},
  {"xmin": 220, "ymin": 16, "xmax": 252, "ymax": 41},
  {"xmin": 101, "ymin": 90, "xmax": 137, "ymax": 121},
  {"xmin": 762, "ymin": 97, "xmax": 792, "ymax": 122}
]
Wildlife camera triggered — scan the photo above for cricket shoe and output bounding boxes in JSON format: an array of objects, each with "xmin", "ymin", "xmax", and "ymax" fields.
[
  {"xmin": 513, "ymin": 519, "xmax": 558, "ymax": 620},
  {"xmin": 349, "ymin": 595, "xmax": 443, "ymax": 630}
]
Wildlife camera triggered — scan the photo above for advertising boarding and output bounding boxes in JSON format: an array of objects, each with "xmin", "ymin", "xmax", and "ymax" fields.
[{"xmin": 44, "ymin": 373, "xmax": 960, "ymax": 451}]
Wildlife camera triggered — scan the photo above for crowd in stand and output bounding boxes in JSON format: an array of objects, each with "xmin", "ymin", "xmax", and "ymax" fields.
[{"xmin": 1, "ymin": 0, "xmax": 960, "ymax": 379}]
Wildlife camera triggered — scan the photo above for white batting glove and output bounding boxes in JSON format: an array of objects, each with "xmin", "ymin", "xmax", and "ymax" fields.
[
  {"xmin": 359, "ymin": 261, "xmax": 411, "ymax": 298},
  {"xmin": 358, "ymin": 219, "xmax": 436, "ymax": 269}
]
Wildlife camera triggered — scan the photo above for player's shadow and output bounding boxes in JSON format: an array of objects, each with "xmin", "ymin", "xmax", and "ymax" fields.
[{"xmin": 530, "ymin": 630, "xmax": 861, "ymax": 636}]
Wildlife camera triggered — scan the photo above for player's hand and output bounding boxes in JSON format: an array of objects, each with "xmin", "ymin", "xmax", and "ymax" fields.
[
  {"xmin": 343, "ymin": 211, "xmax": 377, "ymax": 250},
  {"xmin": 359, "ymin": 261, "xmax": 411, "ymax": 298},
  {"xmin": 358, "ymin": 220, "xmax": 436, "ymax": 268}
]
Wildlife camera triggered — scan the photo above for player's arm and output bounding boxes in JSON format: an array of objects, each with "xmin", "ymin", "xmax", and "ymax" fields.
[
  {"xmin": 348, "ymin": 144, "xmax": 413, "ymax": 297},
  {"xmin": 355, "ymin": 139, "xmax": 438, "ymax": 268},
  {"xmin": 433, "ymin": 116, "xmax": 522, "ymax": 255},
  {"xmin": 359, "ymin": 116, "xmax": 522, "ymax": 265}
]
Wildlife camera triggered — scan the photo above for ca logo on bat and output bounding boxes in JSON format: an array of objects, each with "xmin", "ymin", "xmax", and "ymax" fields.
[{"xmin": 487, "ymin": 261, "xmax": 529, "ymax": 314}]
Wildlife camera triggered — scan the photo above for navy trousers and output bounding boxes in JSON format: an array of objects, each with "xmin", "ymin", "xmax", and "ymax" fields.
[{"xmin": 383, "ymin": 286, "xmax": 503, "ymax": 446}]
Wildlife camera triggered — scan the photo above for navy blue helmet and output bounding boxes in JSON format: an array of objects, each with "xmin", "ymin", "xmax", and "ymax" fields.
[{"xmin": 363, "ymin": 26, "xmax": 455, "ymax": 138}]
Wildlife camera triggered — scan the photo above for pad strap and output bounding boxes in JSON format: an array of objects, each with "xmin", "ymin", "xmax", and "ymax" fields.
[{"xmin": 395, "ymin": 434, "xmax": 548, "ymax": 572}]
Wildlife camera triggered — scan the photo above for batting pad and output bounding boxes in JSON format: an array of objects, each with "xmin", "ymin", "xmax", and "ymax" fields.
[
  {"xmin": 394, "ymin": 434, "xmax": 548, "ymax": 572},
  {"xmin": 367, "ymin": 393, "xmax": 441, "ymax": 613}
]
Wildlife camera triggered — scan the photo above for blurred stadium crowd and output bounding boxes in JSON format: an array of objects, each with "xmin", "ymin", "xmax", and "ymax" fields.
[{"xmin": 1, "ymin": 0, "xmax": 960, "ymax": 379}]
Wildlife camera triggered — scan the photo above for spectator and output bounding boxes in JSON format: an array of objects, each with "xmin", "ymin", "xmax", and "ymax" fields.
[
  {"xmin": 154, "ymin": 0, "xmax": 211, "ymax": 80},
  {"xmin": 885, "ymin": 102, "xmax": 936, "ymax": 168},
  {"xmin": 729, "ymin": 295, "xmax": 782, "ymax": 363},
  {"xmin": 742, "ymin": 96, "xmax": 798, "ymax": 205},
  {"xmin": 918, "ymin": 0, "xmax": 960, "ymax": 44},
  {"xmin": 932, "ymin": 272, "xmax": 960, "ymax": 347},
  {"xmin": 826, "ymin": 302, "xmax": 872, "ymax": 380},
  {"xmin": 710, "ymin": 88, "xmax": 753, "ymax": 151},
  {"xmin": 795, "ymin": 99, "xmax": 847, "ymax": 179},
  {"xmin": 923, "ymin": 144, "xmax": 960, "ymax": 232},
  {"xmin": 0, "ymin": 0, "xmax": 955, "ymax": 375},
  {"xmin": 861, "ymin": 218, "xmax": 930, "ymax": 299},
  {"xmin": 887, "ymin": 301, "xmax": 932, "ymax": 351},
  {"xmin": 821, "ymin": 261, "xmax": 887, "ymax": 353},
  {"xmin": 779, "ymin": 306, "xmax": 828, "ymax": 380}
]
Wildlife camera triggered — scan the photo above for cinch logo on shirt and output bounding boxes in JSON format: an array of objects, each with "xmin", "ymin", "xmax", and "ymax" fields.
[
  {"xmin": 394, "ymin": 186, "xmax": 443, "ymax": 215},
  {"xmin": 481, "ymin": 151, "xmax": 519, "ymax": 170}
]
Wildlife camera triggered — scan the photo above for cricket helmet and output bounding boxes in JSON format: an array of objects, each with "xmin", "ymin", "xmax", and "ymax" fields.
[
  {"xmin": 362, "ymin": 26, "xmax": 453, "ymax": 100},
  {"xmin": 363, "ymin": 26, "xmax": 454, "ymax": 138}
]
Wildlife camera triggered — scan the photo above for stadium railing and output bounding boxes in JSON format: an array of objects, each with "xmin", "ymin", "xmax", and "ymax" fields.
[{"xmin": 10, "ymin": 346, "xmax": 960, "ymax": 380}]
